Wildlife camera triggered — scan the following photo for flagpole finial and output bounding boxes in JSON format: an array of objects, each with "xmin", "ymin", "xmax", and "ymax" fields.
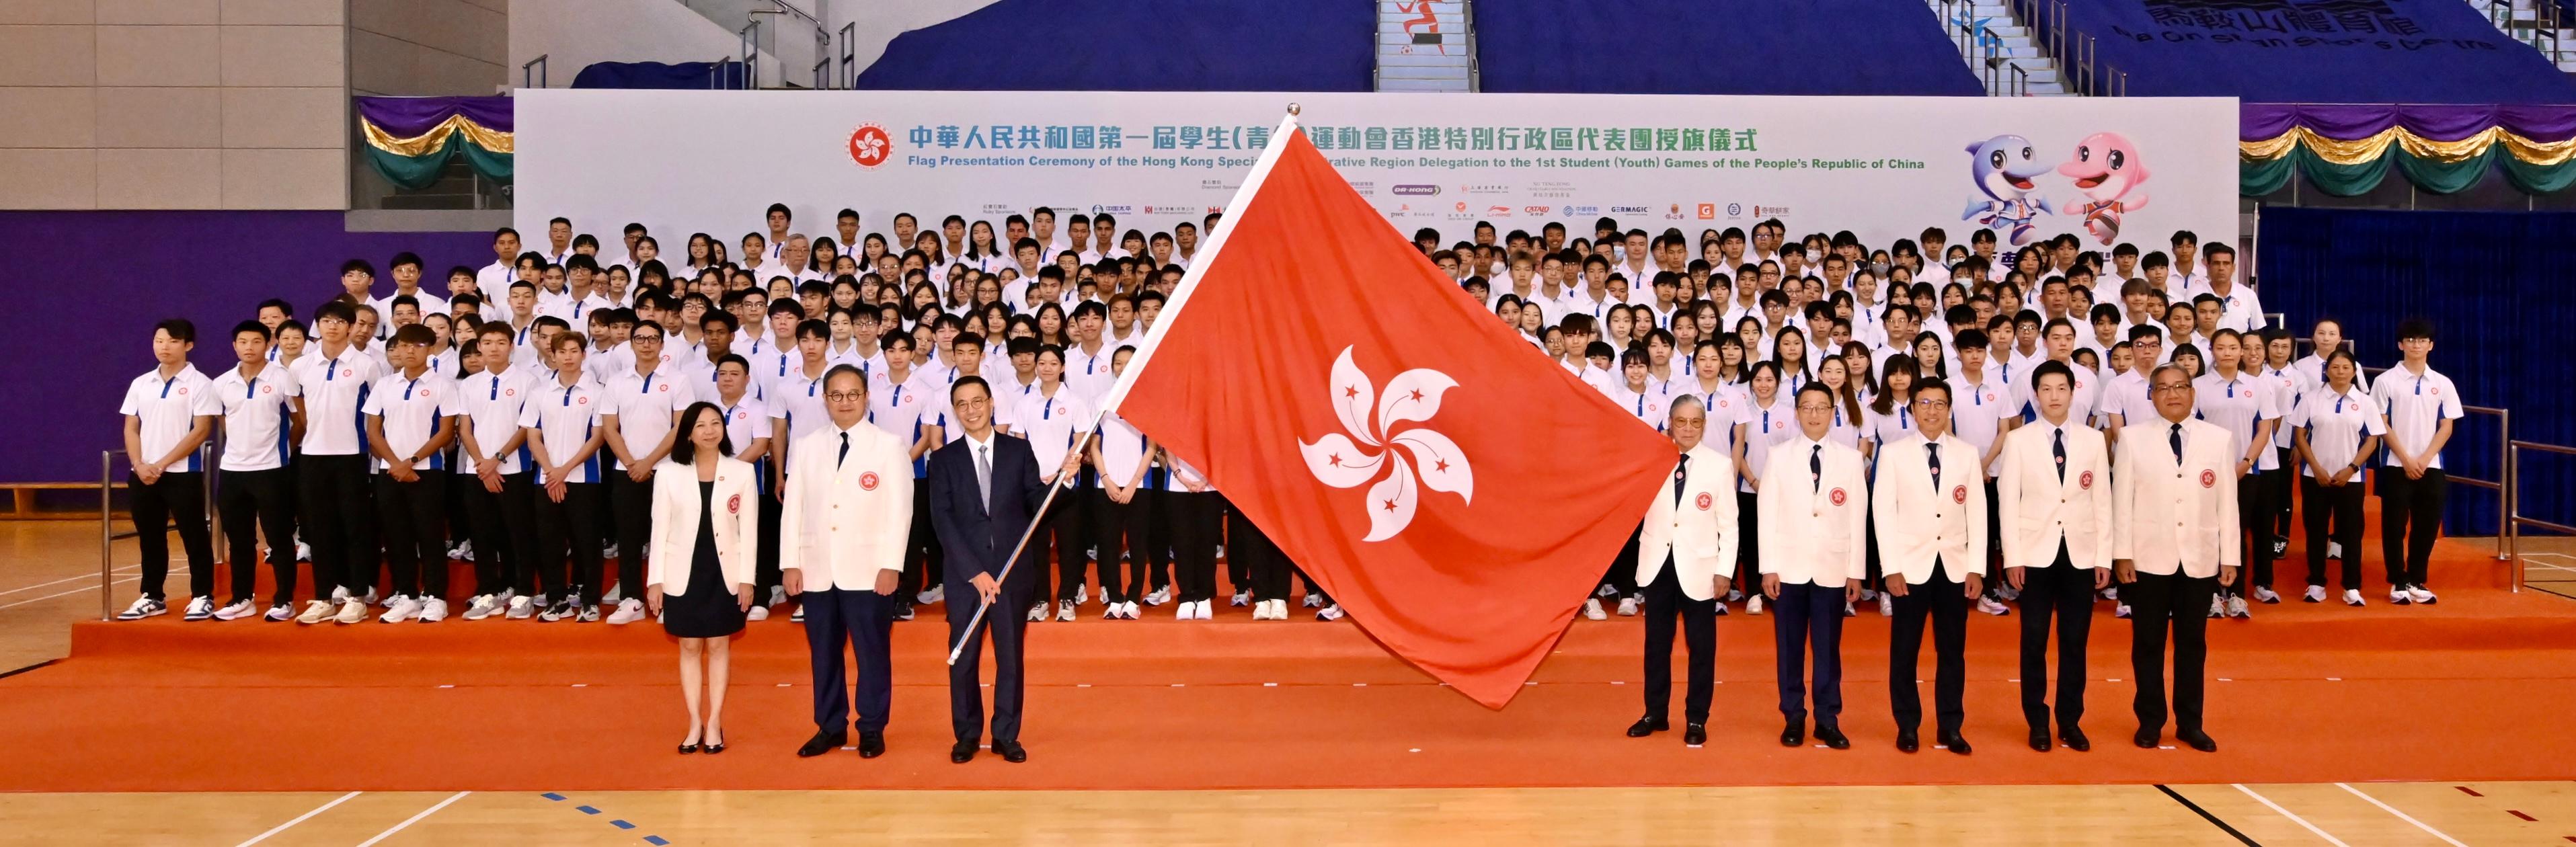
[{"xmin": 1286, "ymin": 102, "xmax": 1301, "ymax": 116}]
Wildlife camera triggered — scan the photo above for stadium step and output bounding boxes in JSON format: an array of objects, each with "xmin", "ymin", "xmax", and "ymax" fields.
[
  {"xmin": 2465, "ymin": 0, "xmax": 2576, "ymax": 74},
  {"xmin": 1376, "ymin": 0, "xmax": 1477, "ymax": 92},
  {"xmin": 1930, "ymin": 0, "xmax": 2076, "ymax": 95}
]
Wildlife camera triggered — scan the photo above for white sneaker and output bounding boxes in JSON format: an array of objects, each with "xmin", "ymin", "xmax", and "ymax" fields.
[
  {"xmin": 264, "ymin": 602, "xmax": 295, "ymax": 622},
  {"xmin": 116, "ymin": 596, "xmax": 167, "ymax": 621},
  {"xmin": 182, "ymin": 596, "xmax": 215, "ymax": 621},
  {"xmin": 607, "ymin": 598, "xmax": 647, "ymax": 624},
  {"xmin": 1302, "ymin": 592, "xmax": 1323, "ymax": 608},
  {"xmin": 448, "ymin": 539, "xmax": 474, "ymax": 561},
  {"xmin": 1712, "ymin": 600, "xmax": 1729, "ymax": 616},
  {"xmin": 419, "ymin": 598, "xmax": 448, "ymax": 622},
  {"xmin": 746, "ymin": 604, "xmax": 770, "ymax": 622},
  {"xmin": 2115, "ymin": 603, "xmax": 2133, "ymax": 618},
  {"xmin": 1249, "ymin": 600, "xmax": 1270, "ymax": 621},
  {"xmin": 1056, "ymin": 600, "xmax": 1076, "ymax": 622},
  {"xmin": 2102, "ymin": 586, "xmax": 2119, "ymax": 601},
  {"xmin": 295, "ymin": 599, "xmax": 336, "ymax": 624},
  {"xmin": 2343, "ymin": 589, "xmax": 2366, "ymax": 607},
  {"xmin": 1994, "ymin": 586, "xmax": 2021, "ymax": 602},
  {"xmin": 329, "ymin": 586, "xmax": 350, "ymax": 604},
  {"xmin": 379, "ymin": 596, "xmax": 422, "ymax": 624},
  {"xmin": 2388, "ymin": 586, "xmax": 2412, "ymax": 606},
  {"xmin": 1583, "ymin": 598, "xmax": 1607, "ymax": 620},
  {"xmin": 791, "ymin": 604, "xmax": 806, "ymax": 622},
  {"xmin": 917, "ymin": 585, "xmax": 945, "ymax": 605},
  {"xmin": 2208, "ymin": 596, "xmax": 2226, "ymax": 618},
  {"xmin": 1746, "ymin": 594, "xmax": 1764, "ymax": 615},
  {"xmin": 1316, "ymin": 604, "xmax": 1345, "ymax": 622},
  {"xmin": 601, "ymin": 542, "xmax": 621, "ymax": 561},
  {"xmin": 1232, "ymin": 590, "xmax": 1251, "ymax": 607},
  {"xmin": 1101, "ymin": 600, "xmax": 1122, "ymax": 620},
  {"xmin": 334, "ymin": 599, "xmax": 369, "ymax": 624},
  {"xmin": 1615, "ymin": 597, "xmax": 1640, "ymax": 616},
  {"xmin": 2303, "ymin": 585, "xmax": 2327, "ymax": 603},
  {"xmin": 212, "ymin": 598, "xmax": 257, "ymax": 620},
  {"xmin": 1176, "ymin": 600, "xmax": 1196, "ymax": 620},
  {"xmin": 1143, "ymin": 586, "xmax": 1171, "ymax": 606},
  {"xmin": 2325, "ymin": 540, "xmax": 2344, "ymax": 560},
  {"xmin": 1123, "ymin": 601, "xmax": 1142, "ymax": 619},
  {"xmin": 504, "ymin": 596, "xmax": 536, "ymax": 620},
  {"xmin": 576, "ymin": 604, "xmax": 602, "ymax": 623},
  {"xmin": 1976, "ymin": 597, "xmax": 2011, "ymax": 616},
  {"xmin": 1030, "ymin": 602, "xmax": 1049, "ymax": 622},
  {"xmin": 769, "ymin": 585, "xmax": 789, "ymax": 607},
  {"xmin": 1725, "ymin": 588, "xmax": 1744, "ymax": 602},
  {"xmin": 1073, "ymin": 585, "xmax": 1088, "ymax": 606},
  {"xmin": 1270, "ymin": 599, "xmax": 1291, "ymax": 620},
  {"xmin": 1859, "ymin": 588, "xmax": 1879, "ymax": 602},
  {"xmin": 494, "ymin": 588, "xmax": 517, "ymax": 608},
  {"xmin": 1842, "ymin": 602, "xmax": 1857, "ymax": 617},
  {"xmin": 362, "ymin": 588, "xmax": 381, "ymax": 606},
  {"xmin": 295, "ymin": 540, "xmax": 311, "ymax": 562},
  {"xmin": 2226, "ymin": 596, "xmax": 2251, "ymax": 618},
  {"xmin": 2251, "ymin": 586, "xmax": 2281, "ymax": 604},
  {"xmin": 2407, "ymin": 586, "xmax": 2436, "ymax": 605},
  {"xmin": 1198, "ymin": 600, "xmax": 1218, "ymax": 620},
  {"xmin": 601, "ymin": 583, "xmax": 622, "ymax": 604},
  {"xmin": 1595, "ymin": 583, "xmax": 1620, "ymax": 599},
  {"xmin": 1877, "ymin": 594, "xmax": 1896, "ymax": 616},
  {"xmin": 462, "ymin": 594, "xmax": 501, "ymax": 620}
]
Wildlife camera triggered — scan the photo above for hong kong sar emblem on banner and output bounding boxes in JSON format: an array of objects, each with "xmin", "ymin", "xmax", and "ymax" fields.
[{"xmin": 849, "ymin": 122, "xmax": 892, "ymax": 169}]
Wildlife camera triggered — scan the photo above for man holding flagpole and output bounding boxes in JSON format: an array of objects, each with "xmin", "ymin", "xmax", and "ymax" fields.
[{"xmin": 930, "ymin": 375, "xmax": 1078, "ymax": 764}]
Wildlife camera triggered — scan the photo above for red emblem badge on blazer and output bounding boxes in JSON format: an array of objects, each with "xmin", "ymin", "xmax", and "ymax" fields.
[
  {"xmin": 726, "ymin": 493, "xmax": 742, "ymax": 514},
  {"xmin": 1830, "ymin": 487, "xmax": 1848, "ymax": 506},
  {"xmin": 2078, "ymin": 470, "xmax": 2094, "ymax": 489},
  {"xmin": 1694, "ymin": 492, "xmax": 1713, "ymax": 511},
  {"xmin": 1952, "ymin": 485, "xmax": 1967, "ymax": 504},
  {"xmin": 2200, "ymin": 469, "xmax": 2218, "ymax": 488},
  {"xmin": 859, "ymin": 471, "xmax": 880, "ymax": 491}
]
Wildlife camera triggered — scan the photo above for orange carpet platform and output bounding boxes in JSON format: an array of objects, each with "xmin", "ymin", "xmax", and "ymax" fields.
[{"xmin": 5, "ymin": 532, "xmax": 2572, "ymax": 793}]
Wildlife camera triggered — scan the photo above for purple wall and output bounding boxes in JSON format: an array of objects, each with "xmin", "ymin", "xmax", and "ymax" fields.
[{"xmin": 2, "ymin": 211, "xmax": 490, "ymax": 482}]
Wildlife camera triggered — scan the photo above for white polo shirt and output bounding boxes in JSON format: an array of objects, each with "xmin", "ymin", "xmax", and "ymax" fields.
[
  {"xmin": 2193, "ymin": 370, "xmax": 2284, "ymax": 472},
  {"xmin": 769, "ymin": 358, "xmax": 836, "ymax": 450},
  {"xmin": 603, "ymin": 364, "xmax": 695, "ymax": 471},
  {"xmin": 2372, "ymin": 364, "xmax": 2463, "ymax": 471},
  {"xmin": 291, "ymin": 348, "xmax": 385, "ymax": 456},
  {"xmin": 2291, "ymin": 383, "xmax": 2385, "ymax": 477},
  {"xmin": 1062, "ymin": 343, "xmax": 1118, "ymax": 405},
  {"xmin": 1947, "ymin": 372, "xmax": 2018, "ymax": 477},
  {"xmin": 457, "ymin": 365, "xmax": 537, "ymax": 475},
  {"xmin": 867, "ymin": 370, "xmax": 933, "ymax": 466},
  {"xmin": 361, "ymin": 370, "xmax": 459, "ymax": 472},
  {"xmin": 473, "ymin": 260, "xmax": 514, "ymax": 295},
  {"xmin": 1094, "ymin": 410, "xmax": 1155, "ymax": 489},
  {"xmin": 210, "ymin": 364, "xmax": 297, "ymax": 472},
  {"xmin": 121, "ymin": 364, "xmax": 218, "ymax": 472},
  {"xmin": 518, "ymin": 375, "xmax": 607, "ymax": 484},
  {"xmin": 1738, "ymin": 391, "xmax": 1797, "ymax": 493},
  {"xmin": 710, "ymin": 391, "xmax": 775, "ymax": 465},
  {"xmin": 1011, "ymin": 384, "xmax": 1095, "ymax": 485},
  {"xmin": 1609, "ymin": 383, "xmax": 1670, "ymax": 434},
  {"xmin": 368, "ymin": 290, "xmax": 451, "ymax": 335}
]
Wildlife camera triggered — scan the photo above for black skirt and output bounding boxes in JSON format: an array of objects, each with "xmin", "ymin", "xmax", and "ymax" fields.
[{"xmin": 662, "ymin": 480, "xmax": 746, "ymax": 639}]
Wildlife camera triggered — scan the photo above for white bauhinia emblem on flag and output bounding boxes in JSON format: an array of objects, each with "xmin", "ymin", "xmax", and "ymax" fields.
[{"xmin": 1298, "ymin": 346, "xmax": 1473, "ymax": 542}]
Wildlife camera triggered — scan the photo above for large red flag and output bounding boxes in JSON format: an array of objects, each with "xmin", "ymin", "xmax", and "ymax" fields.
[{"xmin": 1104, "ymin": 118, "xmax": 1677, "ymax": 708}]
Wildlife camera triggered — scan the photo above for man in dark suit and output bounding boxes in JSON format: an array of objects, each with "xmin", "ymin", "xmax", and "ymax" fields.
[{"xmin": 929, "ymin": 376, "xmax": 1078, "ymax": 764}]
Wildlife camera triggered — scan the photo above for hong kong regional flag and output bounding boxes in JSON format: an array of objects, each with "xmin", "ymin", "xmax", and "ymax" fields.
[{"xmin": 1102, "ymin": 117, "xmax": 1677, "ymax": 708}]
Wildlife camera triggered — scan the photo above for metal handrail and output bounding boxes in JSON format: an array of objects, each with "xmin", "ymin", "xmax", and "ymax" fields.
[
  {"xmin": 1462, "ymin": 0, "xmax": 1480, "ymax": 92},
  {"xmin": 739, "ymin": 21, "xmax": 760, "ymax": 89},
  {"xmin": 838, "ymin": 22, "xmax": 857, "ymax": 88},
  {"xmin": 520, "ymin": 54, "xmax": 547, "ymax": 89},
  {"xmin": 2508, "ymin": 438, "xmax": 2576, "ymax": 594}
]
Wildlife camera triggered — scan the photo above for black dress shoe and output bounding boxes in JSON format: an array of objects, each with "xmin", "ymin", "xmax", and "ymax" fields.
[
  {"xmin": 2178, "ymin": 729, "xmax": 2218, "ymax": 753},
  {"xmin": 2134, "ymin": 728, "xmax": 2161, "ymax": 749},
  {"xmin": 1940, "ymin": 731, "xmax": 1973, "ymax": 755},
  {"xmin": 951, "ymin": 740, "xmax": 979, "ymax": 764},
  {"xmin": 857, "ymin": 731, "xmax": 886, "ymax": 759},
  {"xmin": 2060, "ymin": 727, "xmax": 2091, "ymax": 752},
  {"xmin": 797, "ymin": 729, "xmax": 847, "ymax": 758},
  {"xmin": 2028, "ymin": 727, "xmax": 2052, "ymax": 752},
  {"xmin": 1780, "ymin": 722, "xmax": 1805, "ymax": 747},
  {"xmin": 1682, "ymin": 723, "xmax": 1707, "ymax": 746},
  {"xmin": 1815, "ymin": 725, "xmax": 1850, "ymax": 750},
  {"xmin": 995, "ymin": 740, "xmax": 1028, "ymax": 763},
  {"xmin": 1627, "ymin": 716, "xmax": 1668, "ymax": 737},
  {"xmin": 1896, "ymin": 729, "xmax": 1919, "ymax": 753}
]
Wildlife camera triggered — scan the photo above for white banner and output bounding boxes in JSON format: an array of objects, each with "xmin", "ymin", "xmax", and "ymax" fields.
[{"xmin": 517, "ymin": 90, "xmax": 2236, "ymax": 270}]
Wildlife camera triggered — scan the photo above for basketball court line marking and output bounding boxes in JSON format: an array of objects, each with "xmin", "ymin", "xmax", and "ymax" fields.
[
  {"xmin": 2336, "ymin": 782, "xmax": 2466, "ymax": 846},
  {"xmin": 233, "ymin": 791, "xmax": 360, "ymax": 846},
  {"xmin": 354, "ymin": 791, "xmax": 467, "ymax": 847},
  {"xmin": 542, "ymin": 791, "xmax": 672, "ymax": 845},
  {"xmin": 0, "ymin": 569, "xmax": 188, "ymax": 611},
  {"xmin": 2234, "ymin": 784, "xmax": 2350, "ymax": 846},
  {"xmin": 2156, "ymin": 784, "xmax": 2261, "ymax": 846},
  {"xmin": 0, "ymin": 565, "xmax": 141, "ymax": 596}
]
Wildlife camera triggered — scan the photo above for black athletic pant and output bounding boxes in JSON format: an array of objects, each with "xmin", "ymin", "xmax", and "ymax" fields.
[
  {"xmin": 2017, "ymin": 542, "xmax": 2095, "ymax": 731},
  {"xmin": 1230, "ymin": 507, "xmax": 1290, "ymax": 602},
  {"xmin": 2269, "ymin": 445, "xmax": 2296, "ymax": 543},
  {"xmin": 2378, "ymin": 468, "xmax": 2446, "ymax": 588},
  {"xmin": 1091, "ymin": 487, "xmax": 1153, "ymax": 604},
  {"xmin": 457, "ymin": 471, "xmax": 531, "ymax": 597},
  {"xmin": 129, "ymin": 470, "xmax": 212, "ymax": 603},
  {"xmin": 1603, "ymin": 526, "xmax": 1643, "ymax": 599},
  {"xmin": 1044, "ymin": 482, "xmax": 1089, "ymax": 602},
  {"xmin": 1220, "ymin": 496, "xmax": 1249, "ymax": 594},
  {"xmin": 1142, "ymin": 482, "xmax": 1174, "ymax": 593},
  {"xmin": 371, "ymin": 473, "xmax": 448, "ymax": 599},
  {"xmin": 2126, "ymin": 570, "xmax": 2216, "ymax": 735},
  {"xmin": 1890, "ymin": 563, "xmax": 1969, "ymax": 736},
  {"xmin": 2300, "ymin": 475, "xmax": 2366, "ymax": 590},
  {"xmin": 756, "ymin": 465, "xmax": 781, "ymax": 596},
  {"xmin": 527, "ymin": 479, "xmax": 602, "ymax": 604},
  {"xmin": 297, "ymin": 454, "xmax": 375, "ymax": 596},
  {"xmin": 1640, "ymin": 555, "xmax": 1717, "ymax": 725},
  {"xmin": 1735, "ymin": 491, "xmax": 1761, "ymax": 591},
  {"xmin": 902, "ymin": 478, "xmax": 940, "ymax": 599},
  {"xmin": 609, "ymin": 471, "xmax": 654, "ymax": 598},
  {"xmin": 217, "ymin": 467, "xmax": 295, "ymax": 604},
  {"xmin": 1165, "ymin": 490, "xmax": 1220, "ymax": 603},
  {"xmin": 2226, "ymin": 470, "xmax": 2272, "ymax": 595}
]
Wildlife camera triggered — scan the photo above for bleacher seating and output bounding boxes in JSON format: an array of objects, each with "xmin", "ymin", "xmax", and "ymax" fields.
[
  {"xmin": 2036, "ymin": 0, "xmax": 2576, "ymax": 102},
  {"xmin": 1473, "ymin": 0, "xmax": 1982, "ymax": 95},
  {"xmin": 853, "ymin": 0, "xmax": 1373, "ymax": 91}
]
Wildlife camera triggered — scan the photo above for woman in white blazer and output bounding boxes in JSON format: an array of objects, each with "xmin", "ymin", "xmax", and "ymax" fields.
[{"xmin": 647, "ymin": 401, "xmax": 759, "ymax": 755}]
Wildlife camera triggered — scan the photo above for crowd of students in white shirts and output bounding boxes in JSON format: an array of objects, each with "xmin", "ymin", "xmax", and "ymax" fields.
[{"xmin": 112, "ymin": 204, "xmax": 2463, "ymax": 635}]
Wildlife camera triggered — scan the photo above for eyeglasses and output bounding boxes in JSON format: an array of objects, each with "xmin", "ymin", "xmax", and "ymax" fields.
[
  {"xmin": 1795, "ymin": 404, "xmax": 1834, "ymax": 413},
  {"xmin": 824, "ymin": 391, "xmax": 866, "ymax": 403},
  {"xmin": 2152, "ymin": 383, "xmax": 2191, "ymax": 393},
  {"xmin": 1912, "ymin": 399, "xmax": 1951, "ymax": 409}
]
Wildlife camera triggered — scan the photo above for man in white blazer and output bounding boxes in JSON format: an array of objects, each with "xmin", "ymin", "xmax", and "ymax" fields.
[
  {"xmin": 1626, "ymin": 396, "xmax": 1740, "ymax": 748},
  {"xmin": 2112, "ymin": 364, "xmax": 2238, "ymax": 754},
  {"xmin": 1872, "ymin": 378, "xmax": 1989, "ymax": 755},
  {"xmin": 1998, "ymin": 360, "xmax": 2113, "ymax": 752},
  {"xmin": 1758, "ymin": 382, "xmax": 1869, "ymax": 750},
  {"xmin": 780, "ymin": 366, "xmax": 914, "ymax": 760}
]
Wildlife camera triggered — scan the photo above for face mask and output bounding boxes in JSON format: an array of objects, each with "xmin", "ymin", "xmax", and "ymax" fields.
[{"xmin": 1871, "ymin": 261, "xmax": 1891, "ymax": 276}]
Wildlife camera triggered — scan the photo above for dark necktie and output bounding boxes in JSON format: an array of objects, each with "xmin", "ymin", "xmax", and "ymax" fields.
[
  {"xmin": 836, "ymin": 431, "xmax": 850, "ymax": 469},
  {"xmin": 2169, "ymin": 423, "xmax": 2184, "ymax": 465},
  {"xmin": 1809, "ymin": 444, "xmax": 1823, "ymax": 493},
  {"xmin": 1672, "ymin": 455, "xmax": 1689, "ymax": 506},
  {"xmin": 2052, "ymin": 427, "xmax": 2066, "ymax": 482},
  {"xmin": 1926, "ymin": 442, "xmax": 1941, "ymax": 489}
]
